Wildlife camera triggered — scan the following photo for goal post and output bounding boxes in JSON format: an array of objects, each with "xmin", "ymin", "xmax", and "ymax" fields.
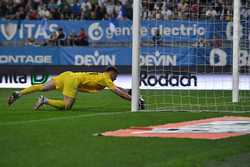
[
  {"xmin": 232, "ymin": 0, "xmax": 240, "ymax": 103},
  {"xmin": 132, "ymin": 0, "xmax": 141, "ymax": 111}
]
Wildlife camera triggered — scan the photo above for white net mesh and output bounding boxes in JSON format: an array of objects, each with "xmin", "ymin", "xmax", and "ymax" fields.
[{"xmin": 139, "ymin": 0, "xmax": 250, "ymax": 112}]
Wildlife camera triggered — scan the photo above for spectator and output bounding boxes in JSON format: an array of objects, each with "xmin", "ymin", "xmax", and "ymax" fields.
[
  {"xmin": 5, "ymin": 2, "xmax": 16, "ymax": 19},
  {"xmin": 95, "ymin": 4, "xmax": 106, "ymax": 20},
  {"xmin": 152, "ymin": 29, "xmax": 162, "ymax": 46},
  {"xmin": 206, "ymin": 7, "xmax": 217, "ymax": 19},
  {"xmin": 215, "ymin": 2, "xmax": 223, "ymax": 15},
  {"xmin": 67, "ymin": 31, "xmax": 78, "ymax": 46},
  {"xmin": 51, "ymin": 7, "xmax": 61, "ymax": 19},
  {"xmin": 211, "ymin": 35, "xmax": 222, "ymax": 48},
  {"xmin": 193, "ymin": 38, "xmax": 207, "ymax": 48},
  {"xmin": 38, "ymin": 5, "xmax": 51, "ymax": 19},
  {"xmin": 241, "ymin": 7, "xmax": 250, "ymax": 19},
  {"xmin": 26, "ymin": 9, "xmax": 39, "ymax": 20},
  {"xmin": 190, "ymin": 2, "xmax": 200, "ymax": 19},
  {"xmin": 48, "ymin": 0, "xmax": 58, "ymax": 11},
  {"xmin": 0, "ymin": 1, "xmax": 7, "ymax": 18},
  {"xmin": 25, "ymin": 38, "xmax": 40, "ymax": 46},
  {"xmin": 70, "ymin": 0, "xmax": 81, "ymax": 19},
  {"xmin": 117, "ymin": 1, "xmax": 132, "ymax": 20},
  {"xmin": 16, "ymin": 6, "xmax": 26, "ymax": 19},
  {"xmin": 76, "ymin": 28, "xmax": 89, "ymax": 46},
  {"xmin": 48, "ymin": 31, "xmax": 58, "ymax": 46},
  {"xmin": 105, "ymin": 0, "xmax": 115, "ymax": 17},
  {"xmin": 57, "ymin": 27, "xmax": 66, "ymax": 45},
  {"xmin": 155, "ymin": 9, "xmax": 162, "ymax": 20},
  {"xmin": 114, "ymin": 1, "xmax": 121, "ymax": 16},
  {"xmin": 177, "ymin": 0, "xmax": 189, "ymax": 19},
  {"xmin": 81, "ymin": 0, "xmax": 92, "ymax": 13},
  {"xmin": 32, "ymin": 0, "xmax": 42, "ymax": 10},
  {"xmin": 224, "ymin": 6, "xmax": 232, "ymax": 21},
  {"xmin": 47, "ymin": 27, "xmax": 66, "ymax": 46},
  {"xmin": 161, "ymin": 7, "xmax": 173, "ymax": 20},
  {"xmin": 60, "ymin": 3, "xmax": 71, "ymax": 19}
]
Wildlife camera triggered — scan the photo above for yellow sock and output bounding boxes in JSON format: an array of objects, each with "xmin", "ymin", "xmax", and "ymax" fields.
[
  {"xmin": 47, "ymin": 99, "xmax": 65, "ymax": 109},
  {"xmin": 20, "ymin": 84, "xmax": 43, "ymax": 96}
]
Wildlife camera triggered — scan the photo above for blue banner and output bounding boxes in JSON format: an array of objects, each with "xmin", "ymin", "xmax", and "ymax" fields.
[
  {"xmin": 0, "ymin": 46, "xmax": 248, "ymax": 66},
  {"xmin": 1, "ymin": 20, "xmax": 245, "ymax": 42}
]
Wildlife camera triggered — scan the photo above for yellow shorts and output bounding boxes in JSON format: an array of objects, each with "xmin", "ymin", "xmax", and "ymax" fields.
[{"xmin": 52, "ymin": 71, "xmax": 79, "ymax": 98}]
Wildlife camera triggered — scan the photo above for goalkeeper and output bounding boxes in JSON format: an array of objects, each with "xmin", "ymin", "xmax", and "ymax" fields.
[{"xmin": 8, "ymin": 66, "xmax": 144, "ymax": 111}]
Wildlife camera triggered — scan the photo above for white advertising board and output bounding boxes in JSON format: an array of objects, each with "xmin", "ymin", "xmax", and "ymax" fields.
[{"xmin": 0, "ymin": 74, "xmax": 250, "ymax": 90}]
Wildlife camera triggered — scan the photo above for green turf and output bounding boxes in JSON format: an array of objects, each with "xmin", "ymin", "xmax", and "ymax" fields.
[
  {"xmin": 142, "ymin": 90, "xmax": 250, "ymax": 111},
  {"xmin": 0, "ymin": 88, "xmax": 250, "ymax": 167}
]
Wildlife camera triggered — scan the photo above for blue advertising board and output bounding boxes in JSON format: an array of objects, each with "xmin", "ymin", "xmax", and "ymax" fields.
[
  {"xmin": 0, "ymin": 46, "xmax": 248, "ymax": 66},
  {"xmin": 1, "ymin": 19, "xmax": 245, "ymax": 42}
]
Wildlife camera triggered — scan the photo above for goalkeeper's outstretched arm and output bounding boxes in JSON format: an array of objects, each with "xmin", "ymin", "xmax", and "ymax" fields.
[
  {"xmin": 111, "ymin": 86, "xmax": 131, "ymax": 101},
  {"xmin": 116, "ymin": 87, "xmax": 145, "ymax": 110},
  {"xmin": 110, "ymin": 86, "xmax": 145, "ymax": 110},
  {"xmin": 116, "ymin": 86, "xmax": 130, "ymax": 94}
]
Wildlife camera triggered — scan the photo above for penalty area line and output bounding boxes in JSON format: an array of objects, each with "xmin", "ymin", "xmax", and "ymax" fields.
[{"xmin": 0, "ymin": 111, "xmax": 130, "ymax": 126}]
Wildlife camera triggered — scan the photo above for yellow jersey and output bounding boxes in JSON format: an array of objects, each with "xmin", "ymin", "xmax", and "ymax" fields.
[
  {"xmin": 52, "ymin": 71, "xmax": 115, "ymax": 98},
  {"xmin": 75, "ymin": 72, "xmax": 115, "ymax": 92}
]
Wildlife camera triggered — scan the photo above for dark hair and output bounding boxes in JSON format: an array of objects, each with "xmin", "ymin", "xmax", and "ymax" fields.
[{"xmin": 105, "ymin": 66, "xmax": 119, "ymax": 73}]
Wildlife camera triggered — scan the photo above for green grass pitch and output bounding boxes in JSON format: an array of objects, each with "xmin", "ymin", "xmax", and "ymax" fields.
[{"xmin": 0, "ymin": 88, "xmax": 250, "ymax": 167}]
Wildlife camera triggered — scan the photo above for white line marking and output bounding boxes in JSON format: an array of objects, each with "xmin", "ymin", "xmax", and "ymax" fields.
[
  {"xmin": 0, "ymin": 111, "xmax": 130, "ymax": 126},
  {"xmin": 2, "ymin": 110, "xmax": 248, "ymax": 126}
]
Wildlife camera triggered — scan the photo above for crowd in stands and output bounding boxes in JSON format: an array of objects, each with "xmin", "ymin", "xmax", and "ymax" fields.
[
  {"xmin": 0, "ymin": 0, "xmax": 249, "ymax": 21},
  {"xmin": 0, "ymin": 0, "xmax": 133, "ymax": 20},
  {"xmin": 142, "ymin": 0, "xmax": 250, "ymax": 21}
]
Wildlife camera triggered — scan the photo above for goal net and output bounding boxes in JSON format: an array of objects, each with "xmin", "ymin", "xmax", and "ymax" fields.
[{"xmin": 132, "ymin": 0, "xmax": 250, "ymax": 112}]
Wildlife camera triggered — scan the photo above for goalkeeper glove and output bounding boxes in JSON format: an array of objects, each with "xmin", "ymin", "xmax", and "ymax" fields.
[
  {"xmin": 139, "ymin": 96, "xmax": 145, "ymax": 110},
  {"xmin": 127, "ymin": 89, "xmax": 145, "ymax": 110}
]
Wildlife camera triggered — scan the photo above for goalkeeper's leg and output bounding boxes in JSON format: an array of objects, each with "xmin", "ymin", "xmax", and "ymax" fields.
[
  {"xmin": 8, "ymin": 79, "xmax": 56, "ymax": 106},
  {"xmin": 34, "ymin": 81, "xmax": 77, "ymax": 110},
  {"xmin": 33, "ymin": 95, "xmax": 75, "ymax": 111}
]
